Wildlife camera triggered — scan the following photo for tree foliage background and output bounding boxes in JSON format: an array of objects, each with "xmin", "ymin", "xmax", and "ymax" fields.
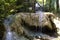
[
  {"xmin": 0, "ymin": 0, "xmax": 60, "ymax": 24},
  {"xmin": 0, "ymin": 0, "xmax": 34, "ymax": 26},
  {"xmin": 0, "ymin": 0, "xmax": 34, "ymax": 39}
]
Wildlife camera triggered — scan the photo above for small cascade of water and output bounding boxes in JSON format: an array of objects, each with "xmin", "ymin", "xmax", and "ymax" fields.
[
  {"xmin": 35, "ymin": 2, "xmax": 46, "ymax": 39},
  {"xmin": 35, "ymin": 2, "xmax": 45, "ymax": 33},
  {"xmin": 35, "ymin": 11, "xmax": 45, "ymax": 39},
  {"xmin": 3, "ymin": 15, "xmax": 14, "ymax": 40}
]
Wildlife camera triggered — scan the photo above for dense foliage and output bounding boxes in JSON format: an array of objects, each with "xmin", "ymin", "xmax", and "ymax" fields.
[
  {"xmin": 0, "ymin": 0, "xmax": 34, "ymax": 26},
  {"xmin": 0, "ymin": 0, "xmax": 60, "ymax": 28}
]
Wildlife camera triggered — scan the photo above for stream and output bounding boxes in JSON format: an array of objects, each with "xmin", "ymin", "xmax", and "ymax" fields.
[{"xmin": 3, "ymin": 2, "xmax": 60, "ymax": 40}]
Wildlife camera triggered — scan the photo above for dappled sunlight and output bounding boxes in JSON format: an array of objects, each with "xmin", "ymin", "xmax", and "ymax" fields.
[
  {"xmin": 37, "ymin": 0, "xmax": 46, "ymax": 5},
  {"xmin": 53, "ymin": 17, "xmax": 60, "ymax": 29},
  {"xmin": 53, "ymin": 17, "xmax": 60, "ymax": 35}
]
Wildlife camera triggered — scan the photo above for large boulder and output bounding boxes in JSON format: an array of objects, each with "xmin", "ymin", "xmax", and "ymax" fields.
[{"xmin": 3, "ymin": 12, "xmax": 60, "ymax": 40}]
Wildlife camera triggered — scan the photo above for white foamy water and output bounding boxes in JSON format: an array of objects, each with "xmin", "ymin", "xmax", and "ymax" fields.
[
  {"xmin": 3, "ymin": 15, "xmax": 29, "ymax": 40},
  {"xmin": 37, "ymin": 11, "xmax": 44, "ymax": 23},
  {"xmin": 5, "ymin": 32, "xmax": 13, "ymax": 40},
  {"xmin": 35, "ymin": 11, "xmax": 44, "ymax": 33},
  {"xmin": 35, "ymin": 2, "xmax": 44, "ymax": 24},
  {"xmin": 4, "ymin": 15, "xmax": 14, "ymax": 40}
]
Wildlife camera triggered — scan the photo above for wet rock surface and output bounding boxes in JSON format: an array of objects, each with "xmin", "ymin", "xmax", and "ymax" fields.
[{"xmin": 3, "ymin": 12, "xmax": 60, "ymax": 40}]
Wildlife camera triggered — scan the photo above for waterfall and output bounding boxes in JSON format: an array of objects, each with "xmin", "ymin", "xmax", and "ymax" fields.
[
  {"xmin": 35, "ymin": 2, "xmax": 44, "ymax": 33},
  {"xmin": 35, "ymin": 2, "xmax": 45, "ymax": 39},
  {"xmin": 3, "ymin": 15, "xmax": 14, "ymax": 40},
  {"xmin": 36, "ymin": 11, "xmax": 44, "ymax": 25}
]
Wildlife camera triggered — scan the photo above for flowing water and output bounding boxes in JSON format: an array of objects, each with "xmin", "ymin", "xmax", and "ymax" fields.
[
  {"xmin": 3, "ymin": 15, "xmax": 15, "ymax": 40},
  {"xmin": 3, "ymin": 15, "xmax": 29, "ymax": 40},
  {"xmin": 35, "ymin": 11, "xmax": 44, "ymax": 38},
  {"xmin": 35, "ymin": 2, "xmax": 45, "ymax": 35}
]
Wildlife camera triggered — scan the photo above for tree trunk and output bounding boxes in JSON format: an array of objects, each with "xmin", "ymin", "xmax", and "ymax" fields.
[
  {"xmin": 56, "ymin": 0, "xmax": 59, "ymax": 13},
  {"xmin": 49, "ymin": 0, "xmax": 52, "ymax": 12}
]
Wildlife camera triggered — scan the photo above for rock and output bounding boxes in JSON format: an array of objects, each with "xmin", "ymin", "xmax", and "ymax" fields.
[{"xmin": 3, "ymin": 12, "xmax": 60, "ymax": 40}]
